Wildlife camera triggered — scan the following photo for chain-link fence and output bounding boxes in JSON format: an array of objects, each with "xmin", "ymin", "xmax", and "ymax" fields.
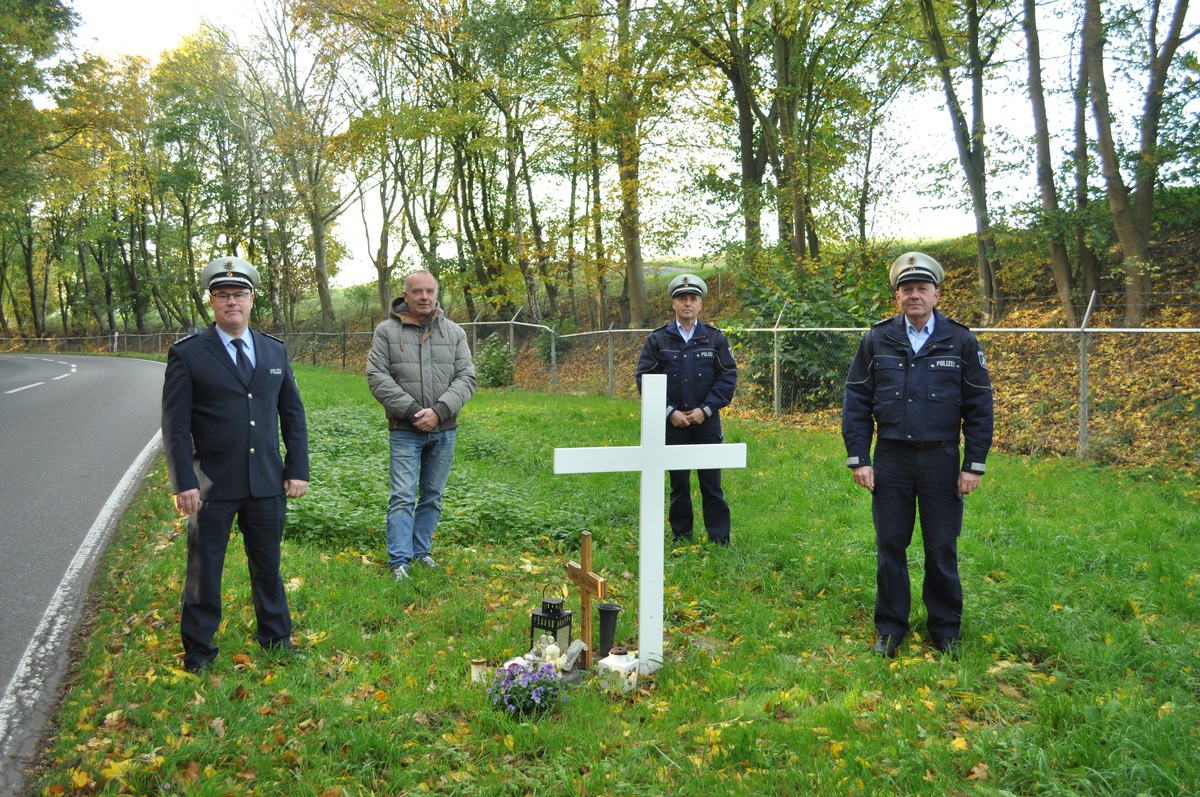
[{"xmin": 5, "ymin": 319, "xmax": 1197, "ymax": 469}]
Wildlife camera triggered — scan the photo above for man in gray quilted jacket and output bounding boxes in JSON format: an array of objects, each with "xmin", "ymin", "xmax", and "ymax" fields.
[{"xmin": 367, "ymin": 270, "xmax": 477, "ymax": 582}]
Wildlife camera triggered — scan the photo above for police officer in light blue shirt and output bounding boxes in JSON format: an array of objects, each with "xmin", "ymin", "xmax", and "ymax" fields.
[
  {"xmin": 636, "ymin": 274, "xmax": 738, "ymax": 545},
  {"xmin": 842, "ymin": 252, "xmax": 994, "ymax": 659}
]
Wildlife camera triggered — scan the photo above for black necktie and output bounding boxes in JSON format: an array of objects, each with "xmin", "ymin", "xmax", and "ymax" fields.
[{"xmin": 232, "ymin": 337, "xmax": 253, "ymax": 383}]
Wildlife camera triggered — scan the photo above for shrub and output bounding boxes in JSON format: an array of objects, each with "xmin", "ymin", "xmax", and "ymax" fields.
[
  {"xmin": 535, "ymin": 318, "xmax": 577, "ymax": 363},
  {"xmin": 475, "ymin": 338, "xmax": 514, "ymax": 388},
  {"xmin": 730, "ymin": 246, "xmax": 876, "ymax": 412}
]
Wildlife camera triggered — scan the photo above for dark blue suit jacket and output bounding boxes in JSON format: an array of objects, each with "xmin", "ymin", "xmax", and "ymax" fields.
[{"xmin": 162, "ymin": 326, "xmax": 309, "ymax": 501}]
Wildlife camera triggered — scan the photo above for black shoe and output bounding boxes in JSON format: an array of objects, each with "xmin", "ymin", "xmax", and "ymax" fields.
[
  {"xmin": 932, "ymin": 635, "xmax": 962, "ymax": 659},
  {"xmin": 184, "ymin": 659, "xmax": 213, "ymax": 675},
  {"xmin": 873, "ymin": 635, "xmax": 901, "ymax": 658}
]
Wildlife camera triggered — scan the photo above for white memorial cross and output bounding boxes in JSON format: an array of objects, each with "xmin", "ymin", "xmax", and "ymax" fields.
[{"xmin": 553, "ymin": 373, "xmax": 747, "ymax": 674}]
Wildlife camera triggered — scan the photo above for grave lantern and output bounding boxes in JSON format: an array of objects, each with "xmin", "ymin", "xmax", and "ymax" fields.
[{"xmin": 530, "ymin": 585, "xmax": 573, "ymax": 654}]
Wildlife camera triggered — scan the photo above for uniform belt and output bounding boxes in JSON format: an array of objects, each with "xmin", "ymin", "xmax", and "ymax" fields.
[{"xmin": 902, "ymin": 440, "xmax": 957, "ymax": 450}]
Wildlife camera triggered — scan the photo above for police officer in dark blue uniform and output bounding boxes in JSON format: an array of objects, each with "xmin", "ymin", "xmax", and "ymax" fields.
[
  {"xmin": 637, "ymin": 274, "xmax": 738, "ymax": 544},
  {"xmin": 842, "ymin": 252, "xmax": 993, "ymax": 659},
  {"xmin": 162, "ymin": 256, "xmax": 310, "ymax": 674}
]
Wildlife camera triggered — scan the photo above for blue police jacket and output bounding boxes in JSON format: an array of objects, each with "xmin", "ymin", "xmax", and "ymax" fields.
[
  {"xmin": 636, "ymin": 320, "xmax": 737, "ymax": 417},
  {"xmin": 842, "ymin": 309, "xmax": 993, "ymax": 474},
  {"xmin": 162, "ymin": 325, "xmax": 309, "ymax": 500}
]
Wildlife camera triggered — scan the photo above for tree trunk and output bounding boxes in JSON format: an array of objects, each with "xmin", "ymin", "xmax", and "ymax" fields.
[
  {"xmin": 90, "ymin": 242, "xmax": 117, "ymax": 334},
  {"xmin": 1072, "ymin": 51, "xmax": 1101, "ymax": 299},
  {"xmin": 589, "ymin": 92, "xmax": 609, "ymax": 328},
  {"xmin": 76, "ymin": 226, "xmax": 105, "ymax": 332},
  {"xmin": 58, "ymin": 278, "xmax": 69, "ymax": 336},
  {"xmin": 1024, "ymin": 0, "xmax": 1078, "ymax": 326},
  {"xmin": 689, "ymin": 0, "xmax": 764, "ymax": 270},
  {"xmin": 1130, "ymin": 0, "xmax": 1190, "ymax": 245},
  {"xmin": 1083, "ymin": 0, "xmax": 1150, "ymax": 325},
  {"xmin": 774, "ymin": 27, "xmax": 798, "ymax": 258},
  {"xmin": 16, "ymin": 206, "xmax": 44, "ymax": 337},
  {"xmin": 615, "ymin": 0, "xmax": 649, "ymax": 328},
  {"xmin": 179, "ymin": 195, "xmax": 208, "ymax": 327},
  {"xmin": 2, "ymin": 245, "xmax": 23, "ymax": 334},
  {"xmin": 920, "ymin": 0, "xmax": 1003, "ymax": 323},
  {"xmin": 0, "ymin": 240, "xmax": 12, "ymax": 335},
  {"xmin": 520, "ymin": 136, "xmax": 557, "ymax": 319},
  {"xmin": 307, "ymin": 208, "xmax": 336, "ymax": 332},
  {"xmin": 566, "ymin": 119, "xmax": 581, "ymax": 327},
  {"xmin": 505, "ymin": 114, "xmax": 541, "ymax": 324}
]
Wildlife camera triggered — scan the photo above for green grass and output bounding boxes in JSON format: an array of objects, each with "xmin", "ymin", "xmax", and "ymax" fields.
[{"xmin": 31, "ymin": 366, "xmax": 1200, "ymax": 795}]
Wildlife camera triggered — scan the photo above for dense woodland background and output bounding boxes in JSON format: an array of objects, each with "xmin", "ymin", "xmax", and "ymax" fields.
[{"xmin": 1, "ymin": 0, "xmax": 1197, "ymax": 343}]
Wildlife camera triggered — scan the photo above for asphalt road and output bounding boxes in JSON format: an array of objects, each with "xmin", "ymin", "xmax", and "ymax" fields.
[{"xmin": 0, "ymin": 353, "xmax": 164, "ymax": 796}]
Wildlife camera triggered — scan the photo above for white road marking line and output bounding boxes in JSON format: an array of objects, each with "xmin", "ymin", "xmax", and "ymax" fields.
[
  {"xmin": 0, "ymin": 431, "xmax": 163, "ymax": 766},
  {"xmin": 5, "ymin": 383, "xmax": 44, "ymax": 394}
]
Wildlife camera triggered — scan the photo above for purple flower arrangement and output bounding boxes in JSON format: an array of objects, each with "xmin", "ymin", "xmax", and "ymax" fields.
[{"xmin": 486, "ymin": 661, "xmax": 567, "ymax": 715}]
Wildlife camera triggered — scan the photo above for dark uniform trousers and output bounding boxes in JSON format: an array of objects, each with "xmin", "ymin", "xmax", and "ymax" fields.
[
  {"xmin": 182, "ymin": 495, "xmax": 291, "ymax": 667},
  {"xmin": 666, "ymin": 418, "xmax": 730, "ymax": 543},
  {"xmin": 871, "ymin": 438, "xmax": 964, "ymax": 641}
]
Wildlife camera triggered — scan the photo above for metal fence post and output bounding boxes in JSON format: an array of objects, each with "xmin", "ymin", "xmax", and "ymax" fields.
[
  {"xmin": 472, "ymin": 309, "xmax": 484, "ymax": 353},
  {"xmin": 607, "ymin": 324, "xmax": 616, "ymax": 397},
  {"xmin": 342, "ymin": 322, "xmax": 348, "ymax": 370},
  {"xmin": 1077, "ymin": 291, "xmax": 1098, "ymax": 458},
  {"xmin": 773, "ymin": 308, "xmax": 785, "ymax": 418},
  {"xmin": 509, "ymin": 307, "xmax": 522, "ymax": 385},
  {"xmin": 550, "ymin": 330, "xmax": 557, "ymax": 393}
]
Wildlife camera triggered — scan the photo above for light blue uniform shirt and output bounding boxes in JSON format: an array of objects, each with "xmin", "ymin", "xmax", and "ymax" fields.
[
  {"xmin": 215, "ymin": 326, "xmax": 256, "ymax": 369},
  {"xmin": 674, "ymin": 319, "xmax": 697, "ymax": 343},
  {"xmin": 906, "ymin": 314, "xmax": 934, "ymax": 354}
]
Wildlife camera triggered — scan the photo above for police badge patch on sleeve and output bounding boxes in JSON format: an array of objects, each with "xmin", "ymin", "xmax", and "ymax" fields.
[{"xmin": 978, "ymin": 350, "xmax": 987, "ymax": 368}]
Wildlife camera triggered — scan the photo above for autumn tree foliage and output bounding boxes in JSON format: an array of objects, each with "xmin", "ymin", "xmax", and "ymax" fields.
[{"xmin": 0, "ymin": 0, "xmax": 1197, "ymax": 337}]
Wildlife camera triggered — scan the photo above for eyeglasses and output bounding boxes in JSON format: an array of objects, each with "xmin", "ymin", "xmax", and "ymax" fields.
[{"xmin": 211, "ymin": 291, "xmax": 251, "ymax": 303}]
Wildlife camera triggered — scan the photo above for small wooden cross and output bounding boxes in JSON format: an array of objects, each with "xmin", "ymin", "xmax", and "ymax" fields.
[{"xmin": 565, "ymin": 531, "xmax": 607, "ymax": 669}]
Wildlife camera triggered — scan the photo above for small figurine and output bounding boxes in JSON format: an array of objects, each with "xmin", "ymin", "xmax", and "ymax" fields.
[
  {"xmin": 524, "ymin": 633, "xmax": 555, "ymax": 662},
  {"xmin": 560, "ymin": 639, "xmax": 587, "ymax": 672}
]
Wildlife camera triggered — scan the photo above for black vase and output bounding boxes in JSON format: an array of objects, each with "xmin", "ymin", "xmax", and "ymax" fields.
[{"xmin": 596, "ymin": 602, "xmax": 622, "ymax": 658}]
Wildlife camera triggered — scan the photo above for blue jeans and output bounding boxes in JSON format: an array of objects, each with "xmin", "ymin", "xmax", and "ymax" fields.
[{"xmin": 386, "ymin": 428, "xmax": 457, "ymax": 568}]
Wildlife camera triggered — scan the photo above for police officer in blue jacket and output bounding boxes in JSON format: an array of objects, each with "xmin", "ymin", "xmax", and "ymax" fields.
[
  {"xmin": 162, "ymin": 256, "xmax": 310, "ymax": 674},
  {"xmin": 842, "ymin": 253, "xmax": 993, "ymax": 659},
  {"xmin": 637, "ymin": 274, "xmax": 738, "ymax": 545}
]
